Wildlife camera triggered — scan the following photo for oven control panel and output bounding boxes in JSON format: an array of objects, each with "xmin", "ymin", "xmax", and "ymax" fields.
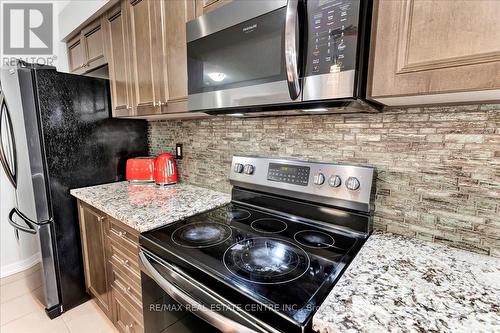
[
  {"xmin": 229, "ymin": 156, "xmax": 375, "ymax": 212},
  {"xmin": 267, "ymin": 163, "xmax": 310, "ymax": 186}
]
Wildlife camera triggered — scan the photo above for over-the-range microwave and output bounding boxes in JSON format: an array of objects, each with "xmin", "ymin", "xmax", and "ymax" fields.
[{"xmin": 186, "ymin": 0, "xmax": 381, "ymax": 116}]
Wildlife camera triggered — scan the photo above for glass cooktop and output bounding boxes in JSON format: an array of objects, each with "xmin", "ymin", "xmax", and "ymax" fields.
[{"xmin": 141, "ymin": 203, "xmax": 360, "ymax": 326}]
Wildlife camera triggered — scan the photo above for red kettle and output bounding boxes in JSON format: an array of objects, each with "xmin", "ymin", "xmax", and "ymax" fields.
[{"xmin": 154, "ymin": 153, "xmax": 178, "ymax": 185}]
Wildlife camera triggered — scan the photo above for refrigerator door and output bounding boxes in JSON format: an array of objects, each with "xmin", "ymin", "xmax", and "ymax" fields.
[
  {"xmin": 33, "ymin": 67, "xmax": 148, "ymax": 312},
  {"xmin": 0, "ymin": 65, "xmax": 61, "ymax": 315}
]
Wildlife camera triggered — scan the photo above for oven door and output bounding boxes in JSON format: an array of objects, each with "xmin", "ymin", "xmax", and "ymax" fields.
[
  {"xmin": 187, "ymin": 0, "xmax": 301, "ymax": 112},
  {"xmin": 140, "ymin": 250, "xmax": 280, "ymax": 333}
]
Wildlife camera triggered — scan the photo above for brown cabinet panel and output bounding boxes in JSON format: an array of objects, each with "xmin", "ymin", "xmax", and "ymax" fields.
[
  {"xmin": 78, "ymin": 202, "xmax": 112, "ymax": 318},
  {"xmin": 82, "ymin": 18, "xmax": 106, "ymax": 69},
  {"xmin": 185, "ymin": 0, "xmax": 197, "ymax": 22},
  {"xmin": 78, "ymin": 200, "xmax": 144, "ymax": 331},
  {"xmin": 127, "ymin": 0, "xmax": 161, "ymax": 116},
  {"xmin": 67, "ymin": 18, "xmax": 107, "ymax": 75},
  {"xmin": 67, "ymin": 35, "xmax": 86, "ymax": 74},
  {"xmin": 112, "ymin": 288, "xmax": 144, "ymax": 333},
  {"xmin": 369, "ymin": 0, "xmax": 500, "ymax": 106},
  {"xmin": 106, "ymin": 3, "xmax": 134, "ymax": 117},
  {"xmin": 161, "ymin": 0, "xmax": 191, "ymax": 113}
]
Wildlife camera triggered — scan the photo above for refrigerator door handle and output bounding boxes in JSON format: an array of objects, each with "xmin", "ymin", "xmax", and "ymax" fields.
[
  {"xmin": 0, "ymin": 93, "xmax": 17, "ymax": 188},
  {"xmin": 8, "ymin": 208, "xmax": 37, "ymax": 235}
]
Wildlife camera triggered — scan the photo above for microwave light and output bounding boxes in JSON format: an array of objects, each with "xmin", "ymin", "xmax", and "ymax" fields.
[
  {"xmin": 227, "ymin": 113, "xmax": 244, "ymax": 117},
  {"xmin": 208, "ymin": 72, "xmax": 226, "ymax": 82},
  {"xmin": 304, "ymin": 108, "xmax": 328, "ymax": 112}
]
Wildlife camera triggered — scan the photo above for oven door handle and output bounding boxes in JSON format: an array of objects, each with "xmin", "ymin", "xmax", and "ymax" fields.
[
  {"xmin": 285, "ymin": 0, "xmax": 301, "ymax": 100},
  {"xmin": 139, "ymin": 251, "xmax": 278, "ymax": 333}
]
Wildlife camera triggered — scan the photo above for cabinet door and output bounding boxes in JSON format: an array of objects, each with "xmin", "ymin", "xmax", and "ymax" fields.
[
  {"xmin": 82, "ymin": 18, "xmax": 106, "ymax": 70},
  {"xmin": 159, "ymin": 0, "xmax": 193, "ymax": 113},
  {"xmin": 112, "ymin": 289, "xmax": 144, "ymax": 333},
  {"xmin": 67, "ymin": 35, "xmax": 86, "ymax": 74},
  {"xmin": 127, "ymin": 0, "xmax": 162, "ymax": 116},
  {"xmin": 106, "ymin": 3, "xmax": 134, "ymax": 117},
  {"xmin": 78, "ymin": 202, "xmax": 112, "ymax": 318},
  {"xmin": 369, "ymin": 0, "xmax": 500, "ymax": 106}
]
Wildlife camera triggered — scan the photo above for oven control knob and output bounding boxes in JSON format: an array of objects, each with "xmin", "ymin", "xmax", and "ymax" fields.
[
  {"xmin": 329, "ymin": 175, "xmax": 342, "ymax": 188},
  {"xmin": 243, "ymin": 164, "xmax": 254, "ymax": 175},
  {"xmin": 346, "ymin": 177, "xmax": 360, "ymax": 191},
  {"xmin": 313, "ymin": 172, "xmax": 325, "ymax": 185},
  {"xmin": 233, "ymin": 163, "xmax": 244, "ymax": 173}
]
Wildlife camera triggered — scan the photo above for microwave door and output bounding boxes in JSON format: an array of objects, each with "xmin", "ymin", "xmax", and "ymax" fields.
[{"xmin": 187, "ymin": 0, "xmax": 301, "ymax": 111}]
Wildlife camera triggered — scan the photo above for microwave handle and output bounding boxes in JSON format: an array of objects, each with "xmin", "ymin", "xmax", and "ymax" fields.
[{"xmin": 285, "ymin": 0, "xmax": 301, "ymax": 100}]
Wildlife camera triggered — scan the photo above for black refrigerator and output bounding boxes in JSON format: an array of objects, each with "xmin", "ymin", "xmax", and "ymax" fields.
[{"xmin": 0, "ymin": 60, "xmax": 148, "ymax": 318}]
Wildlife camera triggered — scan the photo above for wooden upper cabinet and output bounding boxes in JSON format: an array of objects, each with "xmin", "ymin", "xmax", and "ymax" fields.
[
  {"xmin": 127, "ymin": 0, "xmax": 162, "ymax": 116},
  {"xmin": 78, "ymin": 202, "xmax": 112, "ymax": 319},
  {"xmin": 106, "ymin": 3, "xmax": 134, "ymax": 117},
  {"xmin": 102, "ymin": 0, "xmax": 209, "ymax": 118},
  {"xmin": 368, "ymin": 0, "xmax": 500, "ymax": 106},
  {"xmin": 67, "ymin": 18, "xmax": 107, "ymax": 74},
  {"xmin": 82, "ymin": 18, "xmax": 107, "ymax": 69},
  {"xmin": 158, "ymin": 0, "xmax": 196, "ymax": 113},
  {"xmin": 67, "ymin": 35, "xmax": 86, "ymax": 74}
]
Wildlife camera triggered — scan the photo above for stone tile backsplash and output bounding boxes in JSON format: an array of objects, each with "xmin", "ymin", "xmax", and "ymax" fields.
[{"xmin": 148, "ymin": 104, "xmax": 500, "ymax": 256}]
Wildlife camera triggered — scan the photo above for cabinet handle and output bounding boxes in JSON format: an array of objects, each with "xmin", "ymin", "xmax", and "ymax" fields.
[
  {"xmin": 123, "ymin": 259, "xmax": 129, "ymax": 266},
  {"xmin": 118, "ymin": 231, "xmax": 126, "ymax": 238},
  {"xmin": 125, "ymin": 323, "xmax": 133, "ymax": 333},
  {"xmin": 97, "ymin": 216, "xmax": 105, "ymax": 222}
]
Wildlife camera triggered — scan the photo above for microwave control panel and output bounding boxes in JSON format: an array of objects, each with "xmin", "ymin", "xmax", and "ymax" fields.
[{"xmin": 305, "ymin": 0, "xmax": 360, "ymax": 76}]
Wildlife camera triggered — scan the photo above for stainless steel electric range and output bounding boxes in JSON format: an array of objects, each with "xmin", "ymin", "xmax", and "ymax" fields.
[{"xmin": 139, "ymin": 156, "xmax": 375, "ymax": 333}]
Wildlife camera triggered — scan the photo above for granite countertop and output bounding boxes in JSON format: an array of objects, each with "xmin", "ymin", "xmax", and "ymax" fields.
[
  {"xmin": 70, "ymin": 181, "xmax": 231, "ymax": 232},
  {"xmin": 313, "ymin": 232, "xmax": 500, "ymax": 333}
]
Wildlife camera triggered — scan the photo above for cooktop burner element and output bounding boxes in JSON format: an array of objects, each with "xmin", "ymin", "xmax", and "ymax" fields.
[
  {"xmin": 223, "ymin": 238, "xmax": 310, "ymax": 284},
  {"xmin": 226, "ymin": 207, "xmax": 251, "ymax": 221},
  {"xmin": 250, "ymin": 218, "xmax": 287, "ymax": 233},
  {"xmin": 171, "ymin": 222, "xmax": 232, "ymax": 248},
  {"xmin": 294, "ymin": 230, "xmax": 335, "ymax": 249}
]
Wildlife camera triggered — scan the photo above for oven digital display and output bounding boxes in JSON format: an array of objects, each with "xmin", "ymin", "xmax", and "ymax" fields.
[{"xmin": 267, "ymin": 163, "xmax": 310, "ymax": 186}]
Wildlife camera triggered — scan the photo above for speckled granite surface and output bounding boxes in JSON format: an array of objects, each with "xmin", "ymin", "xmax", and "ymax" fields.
[
  {"xmin": 70, "ymin": 182, "xmax": 231, "ymax": 232},
  {"xmin": 313, "ymin": 232, "xmax": 500, "ymax": 333}
]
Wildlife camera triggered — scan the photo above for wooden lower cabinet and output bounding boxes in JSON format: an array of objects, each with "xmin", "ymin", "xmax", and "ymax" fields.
[
  {"xmin": 78, "ymin": 202, "xmax": 112, "ymax": 318},
  {"xmin": 77, "ymin": 200, "xmax": 144, "ymax": 333},
  {"xmin": 112, "ymin": 288, "xmax": 144, "ymax": 333}
]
